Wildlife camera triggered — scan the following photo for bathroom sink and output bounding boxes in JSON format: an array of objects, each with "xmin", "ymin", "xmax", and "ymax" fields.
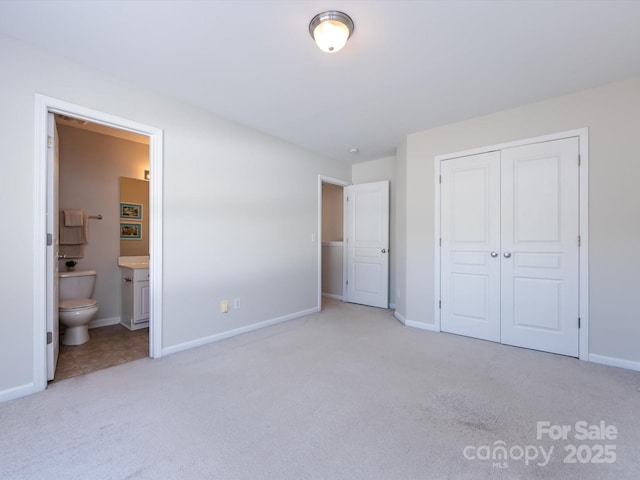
[
  {"xmin": 120, "ymin": 262, "xmax": 149, "ymax": 268},
  {"xmin": 118, "ymin": 256, "xmax": 150, "ymax": 269}
]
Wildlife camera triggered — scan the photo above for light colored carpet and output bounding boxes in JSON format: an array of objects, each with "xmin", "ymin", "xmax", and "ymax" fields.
[{"xmin": 1, "ymin": 299, "xmax": 639, "ymax": 479}]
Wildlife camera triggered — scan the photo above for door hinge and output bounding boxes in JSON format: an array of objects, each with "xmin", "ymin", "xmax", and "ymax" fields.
[
  {"xmin": 578, "ymin": 235, "xmax": 581, "ymax": 247},
  {"xmin": 47, "ymin": 331, "xmax": 53, "ymax": 344},
  {"xmin": 438, "ymin": 300, "xmax": 441, "ymax": 309},
  {"xmin": 47, "ymin": 135, "xmax": 53, "ymax": 148},
  {"xmin": 346, "ymin": 280, "xmax": 348, "ymax": 286},
  {"xmin": 578, "ymin": 154, "xmax": 581, "ymax": 166},
  {"xmin": 47, "ymin": 233, "xmax": 53, "ymax": 246},
  {"xmin": 439, "ymin": 175, "xmax": 442, "ymax": 184},
  {"xmin": 346, "ymin": 195, "xmax": 349, "ymax": 202},
  {"xmin": 439, "ymin": 237, "xmax": 442, "ymax": 247},
  {"xmin": 578, "ymin": 317, "xmax": 581, "ymax": 329}
]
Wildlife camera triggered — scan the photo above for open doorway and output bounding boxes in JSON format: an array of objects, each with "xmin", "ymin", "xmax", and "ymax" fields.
[
  {"xmin": 320, "ymin": 181, "xmax": 346, "ymax": 308},
  {"xmin": 34, "ymin": 94, "xmax": 163, "ymax": 393},
  {"xmin": 317, "ymin": 176, "xmax": 391, "ymax": 311},
  {"xmin": 53, "ymin": 115, "xmax": 150, "ymax": 381}
]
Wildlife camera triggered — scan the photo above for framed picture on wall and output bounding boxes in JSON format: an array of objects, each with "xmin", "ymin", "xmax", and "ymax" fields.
[
  {"xmin": 120, "ymin": 202, "xmax": 142, "ymax": 220},
  {"xmin": 120, "ymin": 223, "xmax": 142, "ymax": 240}
]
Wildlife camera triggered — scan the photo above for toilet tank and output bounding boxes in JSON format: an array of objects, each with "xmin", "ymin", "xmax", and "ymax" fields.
[{"xmin": 58, "ymin": 270, "xmax": 97, "ymax": 301}]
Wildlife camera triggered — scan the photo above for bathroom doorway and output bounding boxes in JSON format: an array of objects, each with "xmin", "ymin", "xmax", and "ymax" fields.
[
  {"xmin": 53, "ymin": 116, "xmax": 150, "ymax": 381},
  {"xmin": 34, "ymin": 95, "xmax": 163, "ymax": 392}
]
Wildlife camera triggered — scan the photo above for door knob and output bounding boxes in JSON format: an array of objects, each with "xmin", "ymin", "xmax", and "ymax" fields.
[
  {"xmin": 381, "ymin": 249, "xmax": 387, "ymax": 253},
  {"xmin": 503, "ymin": 252, "xmax": 512, "ymax": 258},
  {"xmin": 490, "ymin": 251, "xmax": 498, "ymax": 258}
]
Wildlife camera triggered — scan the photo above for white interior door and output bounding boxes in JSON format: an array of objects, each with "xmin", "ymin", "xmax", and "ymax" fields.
[
  {"xmin": 500, "ymin": 138, "xmax": 579, "ymax": 356},
  {"xmin": 46, "ymin": 113, "xmax": 59, "ymax": 380},
  {"xmin": 345, "ymin": 181, "xmax": 389, "ymax": 308},
  {"xmin": 440, "ymin": 152, "xmax": 501, "ymax": 341}
]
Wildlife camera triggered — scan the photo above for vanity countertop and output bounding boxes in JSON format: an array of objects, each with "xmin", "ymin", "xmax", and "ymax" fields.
[{"xmin": 118, "ymin": 256, "xmax": 149, "ymax": 269}]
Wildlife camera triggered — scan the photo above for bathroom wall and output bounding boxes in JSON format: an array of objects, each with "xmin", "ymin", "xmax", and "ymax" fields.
[
  {"xmin": 58, "ymin": 124, "xmax": 149, "ymax": 325},
  {"xmin": 119, "ymin": 177, "xmax": 150, "ymax": 257}
]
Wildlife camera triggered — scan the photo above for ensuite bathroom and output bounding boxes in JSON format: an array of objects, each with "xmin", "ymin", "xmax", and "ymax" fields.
[{"xmin": 54, "ymin": 114, "xmax": 151, "ymax": 382}]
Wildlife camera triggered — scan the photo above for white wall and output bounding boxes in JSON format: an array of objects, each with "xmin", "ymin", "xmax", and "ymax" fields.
[
  {"xmin": 58, "ymin": 125, "xmax": 149, "ymax": 323},
  {"xmin": 0, "ymin": 36, "xmax": 349, "ymax": 399},
  {"xmin": 397, "ymin": 76, "xmax": 640, "ymax": 365},
  {"xmin": 352, "ymin": 156, "xmax": 397, "ymax": 307}
]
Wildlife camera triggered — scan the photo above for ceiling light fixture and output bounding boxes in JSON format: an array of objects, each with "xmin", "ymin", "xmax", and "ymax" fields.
[{"xmin": 309, "ymin": 11, "xmax": 354, "ymax": 53}]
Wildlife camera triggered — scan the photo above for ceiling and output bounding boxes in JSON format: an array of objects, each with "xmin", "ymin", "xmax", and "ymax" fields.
[{"xmin": 2, "ymin": 1, "xmax": 640, "ymax": 164}]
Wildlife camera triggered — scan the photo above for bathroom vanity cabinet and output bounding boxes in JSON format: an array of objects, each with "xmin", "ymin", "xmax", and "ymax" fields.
[{"xmin": 120, "ymin": 267, "xmax": 149, "ymax": 330}]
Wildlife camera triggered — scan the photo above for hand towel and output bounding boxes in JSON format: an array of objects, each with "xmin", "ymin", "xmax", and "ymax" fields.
[
  {"xmin": 59, "ymin": 212, "xmax": 87, "ymax": 245},
  {"xmin": 64, "ymin": 209, "xmax": 84, "ymax": 226}
]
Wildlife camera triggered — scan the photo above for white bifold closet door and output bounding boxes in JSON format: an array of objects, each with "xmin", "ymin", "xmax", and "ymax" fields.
[{"xmin": 441, "ymin": 137, "xmax": 580, "ymax": 357}]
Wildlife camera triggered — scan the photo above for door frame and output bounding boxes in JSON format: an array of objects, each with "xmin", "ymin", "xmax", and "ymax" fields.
[
  {"xmin": 317, "ymin": 175, "xmax": 350, "ymax": 310},
  {"xmin": 433, "ymin": 128, "xmax": 589, "ymax": 360},
  {"xmin": 33, "ymin": 94, "xmax": 164, "ymax": 391}
]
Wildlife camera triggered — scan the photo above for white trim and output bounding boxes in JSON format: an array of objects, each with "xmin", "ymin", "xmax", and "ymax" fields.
[
  {"xmin": 0, "ymin": 383, "xmax": 36, "ymax": 404},
  {"xmin": 317, "ymin": 175, "xmax": 350, "ymax": 311},
  {"xmin": 433, "ymin": 128, "xmax": 589, "ymax": 359},
  {"xmin": 433, "ymin": 155, "xmax": 442, "ymax": 332},
  {"xmin": 435, "ymin": 128, "xmax": 588, "ymax": 162},
  {"xmin": 577, "ymin": 131, "xmax": 589, "ymax": 361},
  {"xmin": 405, "ymin": 320, "xmax": 440, "ymax": 332},
  {"xmin": 88, "ymin": 316, "xmax": 120, "ymax": 329},
  {"xmin": 589, "ymin": 354, "xmax": 640, "ymax": 372},
  {"xmin": 394, "ymin": 311, "xmax": 407, "ymax": 325},
  {"xmin": 34, "ymin": 94, "xmax": 164, "ymax": 398},
  {"xmin": 322, "ymin": 293, "xmax": 343, "ymax": 301},
  {"xmin": 162, "ymin": 307, "xmax": 320, "ymax": 356}
]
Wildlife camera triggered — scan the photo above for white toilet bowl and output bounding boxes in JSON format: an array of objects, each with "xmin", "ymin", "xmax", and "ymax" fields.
[
  {"xmin": 59, "ymin": 299, "xmax": 98, "ymax": 345},
  {"xmin": 58, "ymin": 270, "xmax": 99, "ymax": 346}
]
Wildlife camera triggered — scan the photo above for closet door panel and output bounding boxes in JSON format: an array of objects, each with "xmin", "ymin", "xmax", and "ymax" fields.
[
  {"xmin": 440, "ymin": 152, "xmax": 501, "ymax": 342},
  {"xmin": 500, "ymin": 137, "xmax": 580, "ymax": 356}
]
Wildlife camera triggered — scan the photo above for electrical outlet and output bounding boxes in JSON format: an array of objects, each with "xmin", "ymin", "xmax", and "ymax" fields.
[
  {"xmin": 233, "ymin": 298, "xmax": 241, "ymax": 309},
  {"xmin": 220, "ymin": 300, "xmax": 228, "ymax": 314}
]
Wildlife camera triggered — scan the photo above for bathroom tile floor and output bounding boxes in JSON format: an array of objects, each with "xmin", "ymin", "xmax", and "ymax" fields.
[{"xmin": 52, "ymin": 324, "xmax": 149, "ymax": 383}]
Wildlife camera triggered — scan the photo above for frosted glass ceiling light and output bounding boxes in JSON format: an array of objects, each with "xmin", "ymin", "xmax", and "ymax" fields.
[{"xmin": 309, "ymin": 11, "xmax": 354, "ymax": 53}]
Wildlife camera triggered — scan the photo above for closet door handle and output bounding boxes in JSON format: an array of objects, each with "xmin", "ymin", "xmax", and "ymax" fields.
[
  {"xmin": 503, "ymin": 252, "xmax": 512, "ymax": 258},
  {"xmin": 490, "ymin": 251, "xmax": 498, "ymax": 258}
]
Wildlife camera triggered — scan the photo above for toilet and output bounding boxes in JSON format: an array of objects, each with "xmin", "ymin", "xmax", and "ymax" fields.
[{"xmin": 58, "ymin": 270, "xmax": 99, "ymax": 346}]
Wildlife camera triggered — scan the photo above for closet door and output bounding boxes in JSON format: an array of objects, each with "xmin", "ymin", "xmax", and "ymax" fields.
[
  {"xmin": 440, "ymin": 152, "xmax": 501, "ymax": 342},
  {"xmin": 500, "ymin": 138, "xmax": 579, "ymax": 356}
]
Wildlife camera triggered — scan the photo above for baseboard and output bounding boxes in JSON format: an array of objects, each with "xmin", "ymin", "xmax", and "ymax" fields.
[
  {"xmin": 394, "ymin": 311, "xmax": 439, "ymax": 331},
  {"xmin": 322, "ymin": 293, "xmax": 343, "ymax": 301},
  {"xmin": 589, "ymin": 353, "xmax": 640, "ymax": 372},
  {"xmin": 162, "ymin": 307, "xmax": 320, "ymax": 357},
  {"xmin": 0, "ymin": 382, "xmax": 37, "ymax": 404},
  {"xmin": 404, "ymin": 317, "xmax": 439, "ymax": 332},
  {"xmin": 394, "ymin": 311, "xmax": 407, "ymax": 325},
  {"xmin": 89, "ymin": 316, "xmax": 120, "ymax": 329}
]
